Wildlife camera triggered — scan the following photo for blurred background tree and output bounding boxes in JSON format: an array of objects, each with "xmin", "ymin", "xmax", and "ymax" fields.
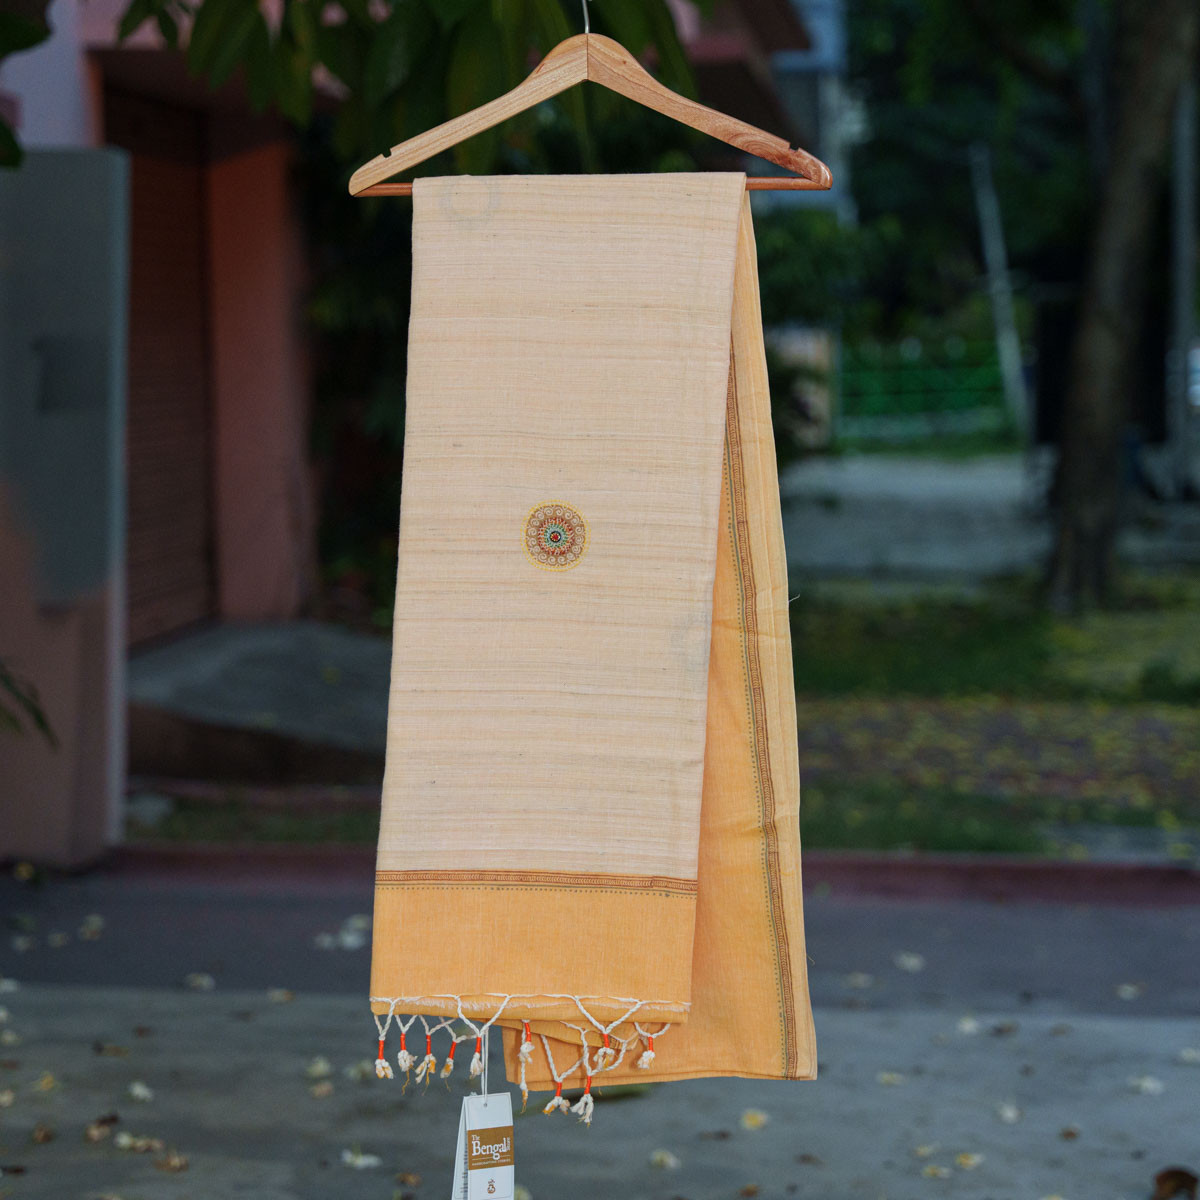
[{"xmin": 844, "ymin": 0, "xmax": 1199, "ymax": 608}]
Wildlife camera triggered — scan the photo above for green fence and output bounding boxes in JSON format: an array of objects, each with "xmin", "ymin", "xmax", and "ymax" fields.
[{"xmin": 839, "ymin": 339, "xmax": 1012, "ymax": 442}]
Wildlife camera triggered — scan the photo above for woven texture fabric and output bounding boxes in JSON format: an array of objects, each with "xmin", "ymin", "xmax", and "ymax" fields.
[{"xmin": 370, "ymin": 174, "xmax": 814, "ymax": 1092}]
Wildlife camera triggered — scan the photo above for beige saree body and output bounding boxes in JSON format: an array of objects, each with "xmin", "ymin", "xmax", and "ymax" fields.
[{"xmin": 371, "ymin": 173, "xmax": 815, "ymax": 1108}]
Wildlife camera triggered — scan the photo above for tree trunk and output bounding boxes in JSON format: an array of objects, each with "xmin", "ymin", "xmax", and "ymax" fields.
[{"xmin": 1048, "ymin": 0, "xmax": 1199, "ymax": 610}]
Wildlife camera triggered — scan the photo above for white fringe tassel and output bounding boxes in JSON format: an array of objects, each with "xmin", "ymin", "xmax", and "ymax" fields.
[{"xmin": 571, "ymin": 1089, "xmax": 595, "ymax": 1125}]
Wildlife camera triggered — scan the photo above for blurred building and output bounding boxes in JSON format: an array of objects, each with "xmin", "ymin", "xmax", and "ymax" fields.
[
  {"xmin": 3, "ymin": 0, "xmax": 316, "ymax": 864},
  {"xmin": 0, "ymin": 0, "xmax": 828, "ymax": 865}
]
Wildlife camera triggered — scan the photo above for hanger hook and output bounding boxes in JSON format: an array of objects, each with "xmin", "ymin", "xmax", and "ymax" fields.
[{"xmin": 581, "ymin": 0, "xmax": 590, "ymax": 34}]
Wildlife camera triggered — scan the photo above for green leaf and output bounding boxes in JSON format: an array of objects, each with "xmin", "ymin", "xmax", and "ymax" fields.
[
  {"xmin": 155, "ymin": 6, "xmax": 179, "ymax": 46},
  {"xmin": 0, "ymin": 660, "xmax": 56, "ymax": 747},
  {"xmin": 428, "ymin": 0, "xmax": 482, "ymax": 33},
  {"xmin": 528, "ymin": 0, "xmax": 571, "ymax": 48},
  {"xmin": 0, "ymin": 118, "xmax": 23, "ymax": 169},
  {"xmin": 643, "ymin": 0, "xmax": 696, "ymax": 97},
  {"xmin": 283, "ymin": 0, "xmax": 316, "ymax": 52},
  {"xmin": 363, "ymin": 2, "xmax": 434, "ymax": 106},
  {"xmin": 0, "ymin": 9, "xmax": 51, "ymax": 55},
  {"xmin": 274, "ymin": 39, "xmax": 313, "ymax": 125},
  {"xmin": 206, "ymin": 3, "xmax": 262, "ymax": 87},
  {"xmin": 116, "ymin": 0, "xmax": 156, "ymax": 41},
  {"xmin": 185, "ymin": 0, "xmax": 240, "ymax": 75},
  {"xmin": 243, "ymin": 12, "xmax": 273, "ymax": 111},
  {"xmin": 529, "ymin": 0, "xmax": 591, "ymax": 164},
  {"xmin": 594, "ymin": 0, "xmax": 653, "ymax": 52},
  {"xmin": 445, "ymin": 11, "xmax": 507, "ymax": 172}
]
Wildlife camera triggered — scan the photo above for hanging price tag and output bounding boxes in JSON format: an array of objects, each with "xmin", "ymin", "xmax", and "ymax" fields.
[{"xmin": 451, "ymin": 1091, "xmax": 514, "ymax": 1200}]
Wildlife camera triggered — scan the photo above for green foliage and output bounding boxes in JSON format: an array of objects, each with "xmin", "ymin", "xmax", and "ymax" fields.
[
  {"xmin": 800, "ymin": 779, "xmax": 1046, "ymax": 854},
  {"xmin": 0, "ymin": 1, "xmax": 51, "ymax": 167},
  {"xmin": 109, "ymin": 0, "xmax": 709, "ymax": 170},
  {"xmin": 791, "ymin": 578, "xmax": 1200, "ymax": 705},
  {"xmin": 792, "ymin": 592, "xmax": 1056, "ymax": 699},
  {"xmin": 847, "ymin": 0, "xmax": 1092, "ymax": 335},
  {"xmin": 755, "ymin": 208, "xmax": 907, "ymax": 338},
  {"xmin": 0, "ymin": 658, "xmax": 56, "ymax": 746}
]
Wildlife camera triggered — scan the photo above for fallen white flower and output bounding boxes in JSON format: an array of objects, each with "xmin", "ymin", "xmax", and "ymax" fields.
[
  {"xmin": 739, "ymin": 1109, "xmax": 770, "ymax": 1130},
  {"xmin": 844, "ymin": 972, "xmax": 874, "ymax": 989},
  {"xmin": 128, "ymin": 1081, "xmax": 154, "ymax": 1102},
  {"xmin": 341, "ymin": 1148, "xmax": 383, "ymax": 1169},
  {"xmin": 956, "ymin": 1016, "xmax": 980, "ymax": 1035},
  {"xmin": 893, "ymin": 951, "xmax": 926, "ymax": 973},
  {"xmin": 0, "ymin": 978, "xmax": 19, "ymax": 994},
  {"xmin": 876, "ymin": 1071, "xmax": 905, "ymax": 1086},
  {"xmin": 306, "ymin": 1056, "xmax": 334, "ymax": 1080},
  {"xmin": 1127, "ymin": 1074, "xmax": 1164, "ymax": 1095},
  {"xmin": 1115, "ymin": 983, "xmax": 1144, "ymax": 1001},
  {"xmin": 995, "ymin": 1102, "xmax": 1022, "ymax": 1124},
  {"xmin": 649, "ymin": 1149, "xmax": 681, "ymax": 1169},
  {"xmin": 1178, "ymin": 1047, "xmax": 1200, "ymax": 1064},
  {"xmin": 183, "ymin": 972, "xmax": 215, "ymax": 992}
]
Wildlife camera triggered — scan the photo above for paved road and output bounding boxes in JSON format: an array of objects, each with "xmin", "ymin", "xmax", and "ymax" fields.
[
  {"xmin": 3, "ymin": 869, "xmax": 1199, "ymax": 1016},
  {"xmin": 2, "ymin": 869, "xmax": 1198, "ymax": 1199}
]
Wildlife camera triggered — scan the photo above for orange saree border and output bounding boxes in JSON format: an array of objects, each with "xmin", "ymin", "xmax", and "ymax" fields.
[{"xmin": 375, "ymin": 868, "xmax": 697, "ymax": 897}]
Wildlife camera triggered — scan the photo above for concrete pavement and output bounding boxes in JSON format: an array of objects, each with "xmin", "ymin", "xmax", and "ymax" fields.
[
  {"xmin": 1, "ymin": 986, "xmax": 1197, "ymax": 1200},
  {"xmin": 1, "ymin": 864, "xmax": 1199, "ymax": 1198}
]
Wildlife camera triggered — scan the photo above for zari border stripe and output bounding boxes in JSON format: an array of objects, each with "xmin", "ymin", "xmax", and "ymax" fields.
[
  {"xmin": 375, "ymin": 868, "xmax": 698, "ymax": 897},
  {"xmin": 724, "ymin": 353, "xmax": 799, "ymax": 1077}
]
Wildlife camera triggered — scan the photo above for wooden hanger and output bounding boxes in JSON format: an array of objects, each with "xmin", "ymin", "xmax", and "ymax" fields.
[{"xmin": 348, "ymin": 6, "xmax": 832, "ymax": 197}]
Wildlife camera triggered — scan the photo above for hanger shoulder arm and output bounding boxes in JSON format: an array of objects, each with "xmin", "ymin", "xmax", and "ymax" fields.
[
  {"xmin": 586, "ymin": 34, "xmax": 831, "ymax": 187},
  {"xmin": 348, "ymin": 36, "xmax": 588, "ymax": 195}
]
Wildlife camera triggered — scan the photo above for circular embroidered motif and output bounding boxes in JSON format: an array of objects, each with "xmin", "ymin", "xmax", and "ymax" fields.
[{"xmin": 524, "ymin": 502, "xmax": 588, "ymax": 570}]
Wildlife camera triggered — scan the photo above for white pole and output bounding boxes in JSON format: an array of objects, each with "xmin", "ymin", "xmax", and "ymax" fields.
[
  {"xmin": 969, "ymin": 142, "xmax": 1030, "ymax": 440},
  {"xmin": 1168, "ymin": 77, "xmax": 1196, "ymax": 495}
]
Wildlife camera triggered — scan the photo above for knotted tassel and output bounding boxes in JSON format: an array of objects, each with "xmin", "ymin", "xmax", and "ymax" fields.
[
  {"xmin": 440, "ymin": 1040, "xmax": 458, "ymax": 1079},
  {"xmin": 518, "ymin": 1022, "xmax": 534, "ymax": 1063},
  {"xmin": 414, "ymin": 1033, "xmax": 437, "ymax": 1085},
  {"xmin": 570, "ymin": 1076, "xmax": 594, "ymax": 1125},
  {"xmin": 636, "ymin": 1035, "xmax": 656, "ymax": 1069},
  {"xmin": 542, "ymin": 1081, "xmax": 570, "ymax": 1115},
  {"xmin": 375, "ymin": 1037, "xmax": 394, "ymax": 1080},
  {"xmin": 395, "ymin": 1031, "xmax": 415, "ymax": 1076},
  {"xmin": 595, "ymin": 1032, "xmax": 616, "ymax": 1070},
  {"xmin": 469, "ymin": 1035, "xmax": 484, "ymax": 1078}
]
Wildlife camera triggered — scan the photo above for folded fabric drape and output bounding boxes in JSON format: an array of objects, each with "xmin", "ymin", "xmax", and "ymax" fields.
[{"xmin": 370, "ymin": 173, "xmax": 815, "ymax": 1116}]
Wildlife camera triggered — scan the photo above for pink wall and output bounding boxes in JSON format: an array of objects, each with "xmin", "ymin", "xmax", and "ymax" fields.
[{"xmin": 206, "ymin": 141, "xmax": 316, "ymax": 620}]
